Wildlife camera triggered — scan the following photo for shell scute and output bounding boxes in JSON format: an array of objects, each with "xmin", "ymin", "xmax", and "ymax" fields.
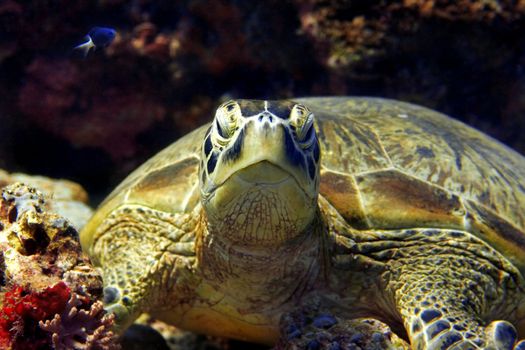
[
  {"xmin": 129, "ymin": 156, "xmax": 201, "ymax": 214},
  {"xmin": 465, "ymin": 200, "xmax": 525, "ymax": 270},
  {"xmin": 319, "ymin": 170, "xmax": 368, "ymax": 229},
  {"xmin": 315, "ymin": 116, "xmax": 391, "ymax": 175},
  {"xmin": 348, "ymin": 100, "xmax": 525, "ymax": 232},
  {"xmin": 102, "ymin": 125, "xmax": 208, "ymax": 211},
  {"xmin": 355, "ymin": 169, "xmax": 465, "ymax": 230}
]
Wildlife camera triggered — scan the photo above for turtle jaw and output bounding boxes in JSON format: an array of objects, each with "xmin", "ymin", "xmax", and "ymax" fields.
[
  {"xmin": 207, "ymin": 160, "xmax": 308, "ymax": 195},
  {"xmin": 202, "ymin": 160, "xmax": 317, "ymax": 247},
  {"xmin": 232, "ymin": 160, "xmax": 302, "ymax": 188}
]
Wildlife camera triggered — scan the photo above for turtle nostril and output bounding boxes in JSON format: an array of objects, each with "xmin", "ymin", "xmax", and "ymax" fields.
[{"xmin": 258, "ymin": 112, "xmax": 275, "ymax": 124}]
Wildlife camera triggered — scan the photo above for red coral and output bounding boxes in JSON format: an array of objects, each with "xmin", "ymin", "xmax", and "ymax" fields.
[
  {"xmin": 0, "ymin": 282, "xmax": 70, "ymax": 349},
  {"xmin": 0, "ymin": 281, "xmax": 118, "ymax": 350}
]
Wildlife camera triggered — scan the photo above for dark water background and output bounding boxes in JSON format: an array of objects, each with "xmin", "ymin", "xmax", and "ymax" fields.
[{"xmin": 0, "ymin": 0, "xmax": 524, "ymax": 203}]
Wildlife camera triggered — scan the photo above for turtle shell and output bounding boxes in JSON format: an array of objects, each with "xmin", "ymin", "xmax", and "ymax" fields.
[
  {"xmin": 295, "ymin": 97, "xmax": 525, "ymax": 275},
  {"xmin": 80, "ymin": 125, "xmax": 208, "ymax": 250},
  {"xmin": 81, "ymin": 97, "xmax": 525, "ymax": 275}
]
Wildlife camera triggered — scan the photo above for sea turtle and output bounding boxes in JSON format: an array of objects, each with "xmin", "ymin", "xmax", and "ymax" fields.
[{"xmin": 81, "ymin": 97, "xmax": 525, "ymax": 349}]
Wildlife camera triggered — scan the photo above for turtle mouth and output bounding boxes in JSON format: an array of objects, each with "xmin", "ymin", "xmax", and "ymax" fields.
[
  {"xmin": 203, "ymin": 159, "xmax": 307, "ymax": 207},
  {"xmin": 234, "ymin": 161, "xmax": 294, "ymax": 185},
  {"xmin": 212, "ymin": 160, "xmax": 306, "ymax": 195},
  {"xmin": 202, "ymin": 159, "xmax": 318, "ymax": 245}
]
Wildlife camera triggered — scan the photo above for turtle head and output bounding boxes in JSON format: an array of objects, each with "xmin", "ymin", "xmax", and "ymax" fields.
[{"xmin": 199, "ymin": 99, "xmax": 320, "ymax": 246}]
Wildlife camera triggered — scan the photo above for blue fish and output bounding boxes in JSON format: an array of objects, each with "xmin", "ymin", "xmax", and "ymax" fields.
[{"xmin": 74, "ymin": 27, "xmax": 117, "ymax": 57}]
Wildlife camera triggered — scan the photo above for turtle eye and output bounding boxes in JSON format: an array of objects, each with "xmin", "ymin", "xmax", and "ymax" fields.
[
  {"xmin": 215, "ymin": 101, "xmax": 241, "ymax": 139},
  {"xmin": 290, "ymin": 104, "xmax": 314, "ymax": 143}
]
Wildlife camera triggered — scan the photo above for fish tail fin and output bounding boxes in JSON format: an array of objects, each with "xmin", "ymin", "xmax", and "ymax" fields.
[{"xmin": 73, "ymin": 36, "xmax": 95, "ymax": 57}]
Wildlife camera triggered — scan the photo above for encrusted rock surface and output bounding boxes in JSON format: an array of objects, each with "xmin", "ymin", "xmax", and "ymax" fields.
[
  {"xmin": 0, "ymin": 169, "xmax": 93, "ymax": 230},
  {"xmin": 274, "ymin": 304, "xmax": 409, "ymax": 350},
  {"xmin": 276, "ymin": 317, "xmax": 409, "ymax": 350},
  {"xmin": 294, "ymin": 0, "xmax": 525, "ymax": 70}
]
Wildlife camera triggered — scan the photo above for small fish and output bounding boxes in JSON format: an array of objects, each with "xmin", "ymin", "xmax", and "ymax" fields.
[{"xmin": 74, "ymin": 27, "xmax": 117, "ymax": 57}]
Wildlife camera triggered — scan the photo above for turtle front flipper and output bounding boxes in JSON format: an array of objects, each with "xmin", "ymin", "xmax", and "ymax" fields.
[
  {"xmin": 381, "ymin": 228, "xmax": 525, "ymax": 349},
  {"xmin": 406, "ymin": 313, "xmax": 520, "ymax": 349},
  {"xmin": 88, "ymin": 205, "xmax": 199, "ymax": 332}
]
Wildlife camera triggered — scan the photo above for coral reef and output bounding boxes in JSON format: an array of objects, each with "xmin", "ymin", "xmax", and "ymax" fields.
[
  {"xmin": 0, "ymin": 283, "xmax": 71, "ymax": 349},
  {"xmin": 0, "ymin": 183, "xmax": 119, "ymax": 349},
  {"xmin": 0, "ymin": 169, "xmax": 92, "ymax": 230},
  {"xmin": 394, "ymin": 0, "xmax": 525, "ymax": 21},
  {"xmin": 17, "ymin": 57, "xmax": 166, "ymax": 161},
  {"xmin": 294, "ymin": 0, "xmax": 525, "ymax": 70},
  {"xmin": 40, "ymin": 292, "xmax": 118, "ymax": 350}
]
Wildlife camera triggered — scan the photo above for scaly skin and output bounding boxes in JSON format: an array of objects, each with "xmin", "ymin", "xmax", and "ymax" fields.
[
  {"xmin": 93, "ymin": 198, "xmax": 525, "ymax": 349},
  {"xmin": 92, "ymin": 200, "xmax": 410, "ymax": 348},
  {"xmin": 92, "ymin": 205, "xmax": 200, "ymax": 332},
  {"xmin": 378, "ymin": 228, "xmax": 525, "ymax": 349},
  {"xmin": 329, "ymin": 207, "xmax": 525, "ymax": 349}
]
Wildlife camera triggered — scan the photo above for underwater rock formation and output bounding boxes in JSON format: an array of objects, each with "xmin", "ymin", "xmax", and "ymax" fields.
[
  {"xmin": 17, "ymin": 57, "xmax": 166, "ymax": 161},
  {"xmin": 0, "ymin": 169, "xmax": 93, "ymax": 230},
  {"xmin": 0, "ymin": 183, "xmax": 119, "ymax": 349},
  {"xmin": 270, "ymin": 298, "xmax": 409, "ymax": 350},
  {"xmin": 294, "ymin": 0, "xmax": 525, "ymax": 70},
  {"xmin": 122, "ymin": 315, "xmax": 232, "ymax": 350},
  {"xmin": 275, "ymin": 313, "xmax": 409, "ymax": 350}
]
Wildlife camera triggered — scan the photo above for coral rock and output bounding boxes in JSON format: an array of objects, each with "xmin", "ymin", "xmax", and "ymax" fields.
[
  {"xmin": 0, "ymin": 183, "xmax": 118, "ymax": 349},
  {"xmin": 0, "ymin": 169, "xmax": 92, "ymax": 231}
]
